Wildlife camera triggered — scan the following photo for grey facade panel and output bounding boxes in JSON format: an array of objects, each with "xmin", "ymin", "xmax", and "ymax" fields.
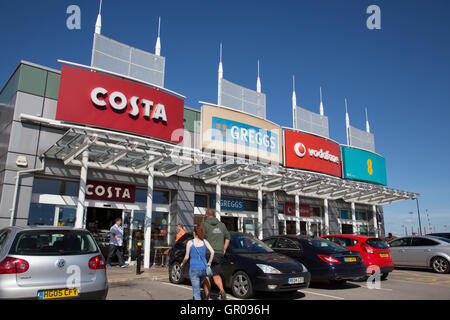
[
  {"xmin": 8, "ymin": 121, "xmax": 40, "ymax": 156},
  {"xmin": 37, "ymin": 126, "xmax": 66, "ymax": 156},
  {"xmin": 3, "ymin": 169, "xmax": 34, "ymax": 187},
  {"xmin": 0, "ymin": 92, "xmax": 16, "ymax": 132},
  {"xmin": 0, "ymin": 184, "xmax": 33, "ymax": 228},
  {"xmin": 42, "ymin": 98, "xmax": 57, "ymax": 120},
  {"xmin": 13, "ymin": 91, "xmax": 44, "ymax": 121},
  {"xmin": 175, "ymin": 177, "xmax": 195, "ymax": 233},
  {"xmin": 5, "ymin": 152, "xmax": 37, "ymax": 172},
  {"xmin": 328, "ymin": 200, "xmax": 341, "ymax": 234},
  {"xmin": 263, "ymin": 192, "xmax": 277, "ymax": 237}
]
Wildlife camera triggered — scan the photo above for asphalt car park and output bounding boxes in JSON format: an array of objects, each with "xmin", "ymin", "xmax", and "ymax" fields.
[{"xmin": 149, "ymin": 268, "xmax": 450, "ymax": 300}]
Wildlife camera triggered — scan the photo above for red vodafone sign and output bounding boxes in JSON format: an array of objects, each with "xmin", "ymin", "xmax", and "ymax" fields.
[
  {"xmin": 284, "ymin": 130, "xmax": 342, "ymax": 177},
  {"xmin": 56, "ymin": 66, "xmax": 184, "ymax": 143}
]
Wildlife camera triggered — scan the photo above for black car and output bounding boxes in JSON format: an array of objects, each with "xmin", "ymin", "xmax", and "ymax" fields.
[
  {"xmin": 168, "ymin": 232, "xmax": 311, "ymax": 299},
  {"xmin": 262, "ymin": 235, "xmax": 367, "ymax": 284},
  {"xmin": 428, "ymin": 233, "xmax": 450, "ymax": 240}
]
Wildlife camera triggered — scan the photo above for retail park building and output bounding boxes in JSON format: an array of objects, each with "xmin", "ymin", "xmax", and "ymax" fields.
[{"xmin": 0, "ymin": 14, "xmax": 417, "ymax": 267}]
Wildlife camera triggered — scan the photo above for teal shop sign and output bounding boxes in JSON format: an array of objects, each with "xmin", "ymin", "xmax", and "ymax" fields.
[{"xmin": 341, "ymin": 147, "xmax": 387, "ymax": 186}]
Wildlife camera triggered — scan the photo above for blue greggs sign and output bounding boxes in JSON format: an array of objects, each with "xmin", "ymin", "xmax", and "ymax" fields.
[
  {"xmin": 211, "ymin": 117, "xmax": 278, "ymax": 154},
  {"xmin": 341, "ymin": 147, "xmax": 387, "ymax": 186},
  {"xmin": 210, "ymin": 196, "xmax": 244, "ymax": 211}
]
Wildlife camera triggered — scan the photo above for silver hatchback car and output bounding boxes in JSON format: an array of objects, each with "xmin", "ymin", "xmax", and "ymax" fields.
[
  {"xmin": 388, "ymin": 235, "xmax": 450, "ymax": 274},
  {"xmin": 0, "ymin": 226, "xmax": 108, "ymax": 299}
]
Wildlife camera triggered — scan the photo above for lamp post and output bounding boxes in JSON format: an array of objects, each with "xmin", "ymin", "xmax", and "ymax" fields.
[{"xmin": 413, "ymin": 198, "xmax": 423, "ymax": 236}]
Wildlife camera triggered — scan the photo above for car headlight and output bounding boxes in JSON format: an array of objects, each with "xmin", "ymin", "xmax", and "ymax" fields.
[{"xmin": 256, "ymin": 264, "xmax": 282, "ymax": 274}]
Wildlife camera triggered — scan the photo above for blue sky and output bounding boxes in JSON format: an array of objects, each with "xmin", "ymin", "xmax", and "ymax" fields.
[{"xmin": 1, "ymin": 0, "xmax": 449, "ymax": 236}]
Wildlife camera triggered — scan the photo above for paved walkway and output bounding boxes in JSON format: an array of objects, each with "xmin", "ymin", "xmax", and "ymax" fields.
[{"xmin": 107, "ymin": 265, "xmax": 169, "ymax": 283}]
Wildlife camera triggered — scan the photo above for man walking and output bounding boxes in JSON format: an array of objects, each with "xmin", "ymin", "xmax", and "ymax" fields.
[
  {"xmin": 202, "ymin": 208, "xmax": 230, "ymax": 300},
  {"xmin": 106, "ymin": 217, "xmax": 128, "ymax": 268}
]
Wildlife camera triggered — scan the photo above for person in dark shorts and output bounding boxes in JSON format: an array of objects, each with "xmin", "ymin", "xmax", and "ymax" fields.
[{"xmin": 202, "ymin": 208, "xmax": 230, "ymax": 300}]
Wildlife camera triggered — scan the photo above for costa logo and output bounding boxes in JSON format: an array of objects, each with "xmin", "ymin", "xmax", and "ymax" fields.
[
  {"xmin": 85, "ymin": 181, "xmax": 136, "ymax": 203},
  {"xmin": 56, "ymin": 66, "xmax": 184, "ymax": 142},
  {"xmin": 90, "ymin": 88, "xmax": 167, "ymax": 122},
  {"xmin": 284, "ymin": 130, "xmax": 342, "ymax": 178}
]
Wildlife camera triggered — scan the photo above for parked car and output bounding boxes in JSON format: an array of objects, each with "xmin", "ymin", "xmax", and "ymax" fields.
[
  {"xmin": 0, "ymin": 226, "xmax": 108, "ymax": 299},
  {"xmin": 168, "ymin": 232, "xmax": 311, "ymax": 299},
  {"xmin": 388, "ymin": 236, "xmax": 450, "ymax": 274},
  {"xmin": 262, "ymin": 235, "xmax": 366, "ymax": 284},
  {"xmin": 427, "ymin": 233, "xmax": 450, "ymax": 240},
  {"xmin": 322, "ymin": 234, "xmax": 394, "ymax": 280}
]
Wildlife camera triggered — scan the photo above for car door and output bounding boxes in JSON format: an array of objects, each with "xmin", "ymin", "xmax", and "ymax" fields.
[
  {"xmin": 408, "ymin": 237, "xmax": 440, "ymax": 267},
  {"xmin": 388, "ymin": 237, "xmax": 412, "ymax": 266}
]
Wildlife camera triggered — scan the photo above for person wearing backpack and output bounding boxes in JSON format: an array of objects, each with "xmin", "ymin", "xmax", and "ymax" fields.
[
  {"xmin": 202, "ymin": 208, "xmax": 230, "ymax": 300},
  {"xmin": 180, "ymin": 225, "xmax": 214, "ymax": 300}
]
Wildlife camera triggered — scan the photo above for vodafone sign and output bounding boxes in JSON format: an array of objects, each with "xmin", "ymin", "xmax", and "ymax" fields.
[
  {"xmin": 284, "ymin": 130, "xmax": 342, "ymax": 177},
  {"xmin": 56, "ymin": 66, "xmax": 184, "ymax": 143}
]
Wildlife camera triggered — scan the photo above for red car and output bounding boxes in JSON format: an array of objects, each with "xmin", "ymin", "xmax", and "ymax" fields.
[{"xmin": 321, "ymin": 234, "xmax": 394, "ymax": 280}]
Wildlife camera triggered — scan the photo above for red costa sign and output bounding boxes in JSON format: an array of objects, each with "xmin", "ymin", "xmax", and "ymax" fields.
[
  {"xmin": 85, "ymin": 181, "xmax": 135, "ymax": 203},
  {"xmin": 56, "ymin": 66, "xmax": 184, "ymax": 143},
  {"xmin": 284, "ymin": 203, "xmax": 311, "ymax": 217},
  {"xmin": 284, "ymin": 130, "xmax": 342, "ymax": 178}
]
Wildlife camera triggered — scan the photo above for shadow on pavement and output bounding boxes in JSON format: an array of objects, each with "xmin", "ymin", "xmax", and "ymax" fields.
[{"xmin": 308, "ymin": 280, "xmax": 361, "ymax": 290}]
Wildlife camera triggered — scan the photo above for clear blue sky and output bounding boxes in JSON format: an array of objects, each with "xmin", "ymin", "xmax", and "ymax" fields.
[{"xmin": 1, "ymin": 0, "xmax": 449, "ymax": 236}]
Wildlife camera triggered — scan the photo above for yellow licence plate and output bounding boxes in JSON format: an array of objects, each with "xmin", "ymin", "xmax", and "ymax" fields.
[
  {"xmin": 344, "ymin": 257, "xmax": 357, "ymax": 262},
  {"xmin": 38, "ymin": 288, "xmax": 79, "ymax": 300},
  {"xmin": 380, "ymin": 253, "xmax": 389, "ymax": 258}
]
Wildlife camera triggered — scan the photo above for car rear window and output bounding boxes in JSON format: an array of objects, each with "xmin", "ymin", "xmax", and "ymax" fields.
[
  {"xmin": 307, "ymin": 239, "xmax": 348, "ymax": 253},
  {"xmin": 429, "ymin": 236, "xmax": 450, "ymax": 244},
  {"xmin": 365, "ymin": 238, "xmax": 389, "ymax": 249},
  {"xmin": 9, "ymin": 230, "xmax": 99, "ymax": 256}
]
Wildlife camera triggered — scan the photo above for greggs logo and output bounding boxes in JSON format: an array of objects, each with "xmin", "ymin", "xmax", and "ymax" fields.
[
  {"xmin": 211, "ymin": 117, "xmax": 278, "ymax": 153},
  {"xmin": 294, "ymin": 141, "xmax": 339, "ymax": 164},
  {"xmin": 90, "ymin": 87, "xmax": 167, "ymax": 122}
]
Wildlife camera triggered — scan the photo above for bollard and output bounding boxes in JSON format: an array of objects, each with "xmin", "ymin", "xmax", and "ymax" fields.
[{"xmin": 136, "ymin": 241, "xmax": 142, "ymax": 275}]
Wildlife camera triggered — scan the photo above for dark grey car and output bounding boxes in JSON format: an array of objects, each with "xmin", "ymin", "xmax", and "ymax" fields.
[
  {"xmin": 0, "ymin": 226, "xmax": 108, "ymax": 299},
  {"xmin": 388, "ymin": 236, "xmax": 450, "ymax": 274}
]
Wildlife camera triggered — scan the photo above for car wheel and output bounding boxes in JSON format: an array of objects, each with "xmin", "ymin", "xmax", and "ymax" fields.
[
  {"xmin": 169, "ymin": 262, "xmax": 185, "ymax": 284},
  {"xmin": 381, "ymin": 273, "xmax": 389, "ymax": 280},
  {"xmin": 431, "ymin": 257, "xmax": 450, "ymax": 274},
  {"xmin": 231, "ymin": 271, "xmax": 254, "ymax": 299}
]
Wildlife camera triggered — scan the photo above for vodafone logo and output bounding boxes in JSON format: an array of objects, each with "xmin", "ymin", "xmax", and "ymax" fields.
[
  {"xmin": 293, "ymin": 141, "xmax": 339, "ymax": 164},
  {"xmin": 294, "ymin": 142, "xmax": 306, "ymax": 157}
]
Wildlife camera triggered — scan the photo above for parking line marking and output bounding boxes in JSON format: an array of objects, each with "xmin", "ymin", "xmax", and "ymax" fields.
[
  {"xmin": 160, "ymin": 282, "xmax": 240, "ymax": 300},
  {"xmin": 302, "ymin": 290, "xmax": 345, "ymax": 300}
]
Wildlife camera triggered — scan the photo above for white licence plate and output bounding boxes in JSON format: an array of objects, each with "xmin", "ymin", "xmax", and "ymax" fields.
[{"xmin": 288, "ymin": 277, "xmax": 304, "ymax": 284}]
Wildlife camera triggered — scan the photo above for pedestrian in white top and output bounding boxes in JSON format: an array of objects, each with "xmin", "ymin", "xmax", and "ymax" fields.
[{"xmin": 106, "ymin": 218, "xmax": 128, "ymax": 268}]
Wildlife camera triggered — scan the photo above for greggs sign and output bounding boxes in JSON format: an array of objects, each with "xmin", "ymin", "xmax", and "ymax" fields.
[
  {"xmin": 284, "ymin": 130, "xmax": 342, "ymax": 178},
  {"xmin": 56, "ymin": 66, "xmax": 184, "ymax": 143}
]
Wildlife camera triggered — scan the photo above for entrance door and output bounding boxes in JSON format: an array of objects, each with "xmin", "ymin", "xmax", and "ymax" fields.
[
  {"xmin": 341, "ymin": 224, "xmax": 354, "ymax": 234},
  {"xmin": 300, "ymin": 221, "xmax": 307, "ymax": 236},
  {"xmin": 86, "ymin": 207, "xmax": 123, "ymax": 261},
  {"xmin": 221, "ymin": 217, "xmax": 238, "ymax": 232},
  {"xmin": 243, "ymin": 219, "xmax": 256, "ymax": 236},
  {"xmin": 286, "ymin": 221, "xmax": 297, "ymax": 235}
]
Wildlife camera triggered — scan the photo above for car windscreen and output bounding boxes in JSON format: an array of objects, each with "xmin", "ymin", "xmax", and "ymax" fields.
[
  {"xmin": 9, "ymin": 230, "xmax": 99, "ymax": 256},
  {"xmin": 230, "ymin": 235, "xmax": 274, "ymax": 254},
  {"xmin": 306, "ymin": 239, "xmax": 349, "ymax": 253},
  {"xmin": 365, "ymin": 238, "xmax": 389, "ymax": 249}
]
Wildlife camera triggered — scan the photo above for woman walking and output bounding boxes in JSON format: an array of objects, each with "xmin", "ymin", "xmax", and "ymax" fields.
[{"xmin": 180, "ymin": 225, "xmax": 214, "ymax": 300}]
